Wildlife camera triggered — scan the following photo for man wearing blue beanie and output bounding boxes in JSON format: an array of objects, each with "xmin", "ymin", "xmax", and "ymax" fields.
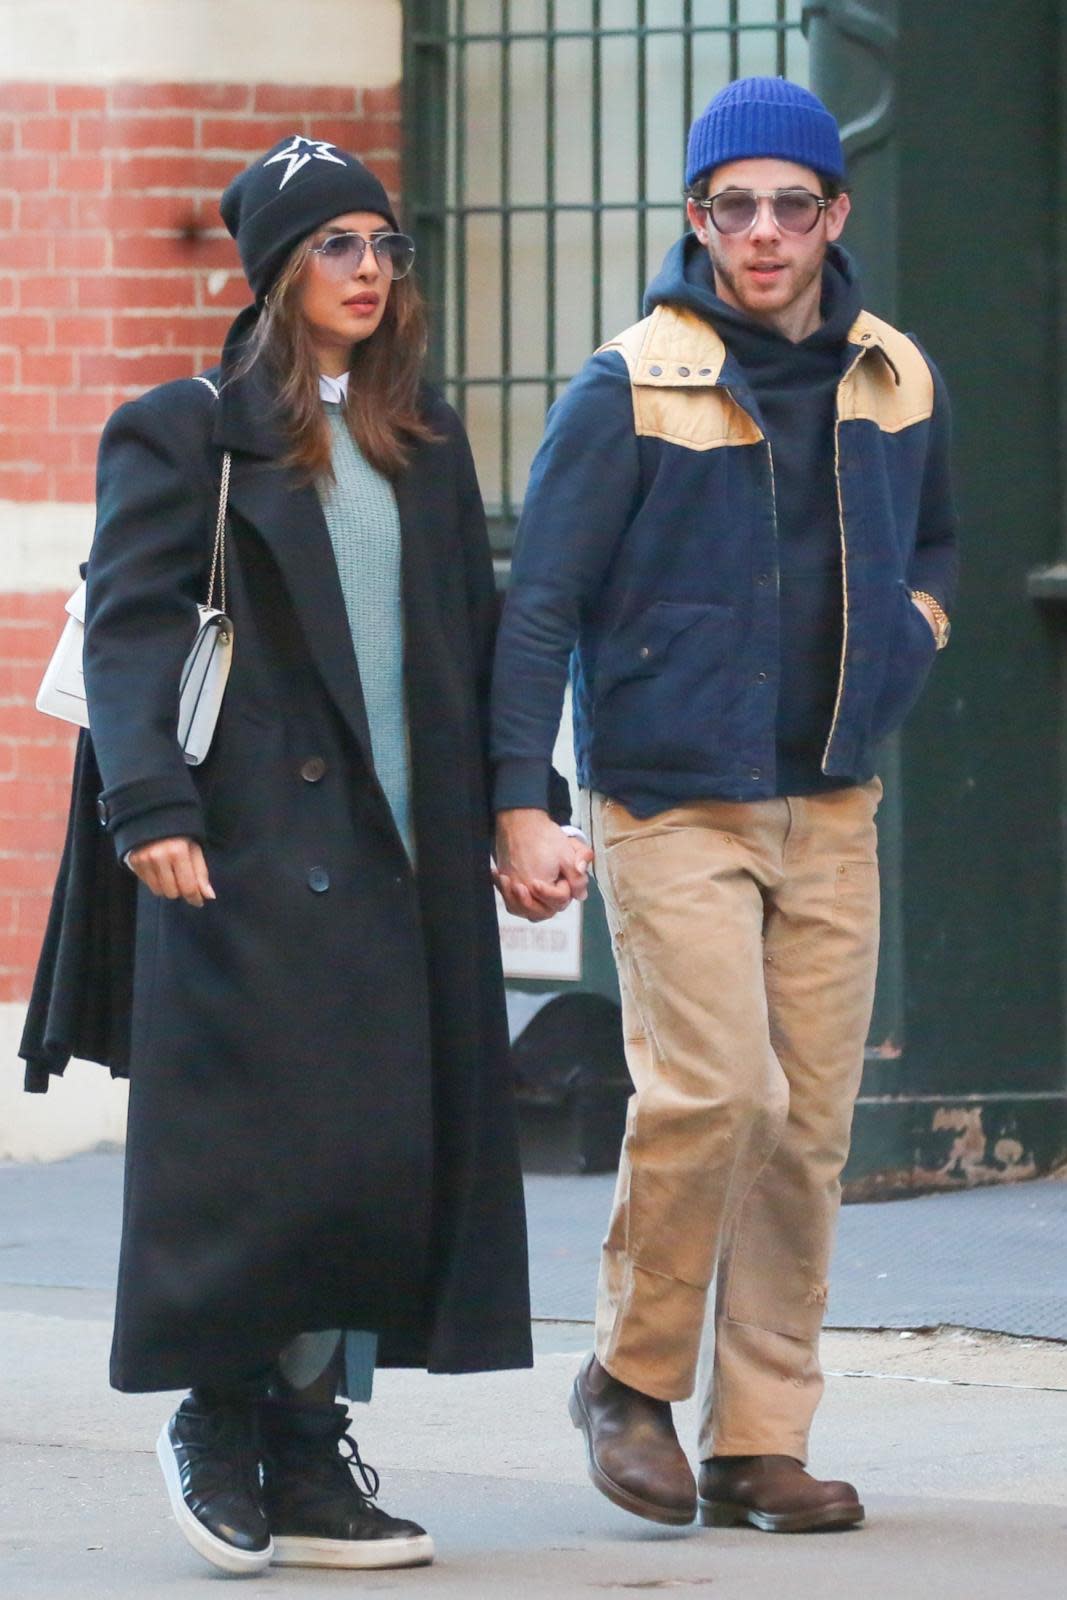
[{"xmin": 492, "ymin": 78, "xmax": 957, "ymax": 1531}]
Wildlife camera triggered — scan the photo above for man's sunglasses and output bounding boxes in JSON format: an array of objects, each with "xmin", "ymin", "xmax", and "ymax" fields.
[
  {"xmin": 696, "ymin": 188, "xmax": 832, "ymax": 236},
  {"xmin": 308, "ymin": 231, "xmax": 417, "ymax": 280}
]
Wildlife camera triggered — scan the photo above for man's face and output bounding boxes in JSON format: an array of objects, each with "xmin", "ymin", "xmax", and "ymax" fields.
[{"xmin": 685, "ymin": 157, "xmax": 850, "ymax": 322}]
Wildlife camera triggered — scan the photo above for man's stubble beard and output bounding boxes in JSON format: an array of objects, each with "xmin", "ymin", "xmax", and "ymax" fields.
[{"xmin": 707, "ymin": 238, "xmax": 826, "ymax": 321}]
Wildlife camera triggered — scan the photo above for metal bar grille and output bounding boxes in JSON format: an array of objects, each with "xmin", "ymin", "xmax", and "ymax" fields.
[
  {"xmin": 499, "ymin": 0, "xmax": 513, "ymax": 513},
  {"xmin": 453, "ymin": 0, "xmax": 468, "ymax": 421},
  {"xmin": 407, "ymin": 1, "xmax": 809, "ymax": 548},
  {"xmin": 544, "ymin": 0, "xmax": 557, "ymax": 423},
  {"xmin": 635, "ymin": 0, "xmax": 648, "ymax": 318},
  {"xmin": 591, "ymin": 1, "xmax": 604, "ymax": 353},
  {"xmin": 411, "ymin": 23, "xmax": 803, "ymax": 44}
]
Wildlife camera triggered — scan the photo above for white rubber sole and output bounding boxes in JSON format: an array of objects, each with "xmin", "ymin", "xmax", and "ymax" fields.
[
  {"xmin": 155, "ymin": 1423, "xmax": 273, "ymax": 1576},
  {"xmin": 271, "ymin": 1532, "xmax": 436, "ymax": 1570}
]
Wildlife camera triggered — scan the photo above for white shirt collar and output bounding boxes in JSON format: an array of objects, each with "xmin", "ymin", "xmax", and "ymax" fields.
[{"xmin": 318, "ymin": 371, "xmax": 350, "ymax": 403}]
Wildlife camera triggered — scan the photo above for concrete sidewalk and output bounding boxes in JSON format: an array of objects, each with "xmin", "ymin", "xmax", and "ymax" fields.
[{"xmin": 3, "ymin": 1157, "xmax": 1067, "ymax": 1596}]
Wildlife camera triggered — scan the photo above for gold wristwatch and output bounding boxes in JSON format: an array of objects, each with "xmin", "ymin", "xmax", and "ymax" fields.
[{"xmin": 910, "ymin": 590, "xmax": 951, "ymax": 650}]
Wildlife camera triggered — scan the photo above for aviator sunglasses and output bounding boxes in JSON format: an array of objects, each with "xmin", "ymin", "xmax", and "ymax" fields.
[
  {"xmin": 696, "ymin": 188, "xmax": 832, "ymax": 236},
  {"xmin": 309, "ymin": 230, "xmax": 417, "ymax": 280}
]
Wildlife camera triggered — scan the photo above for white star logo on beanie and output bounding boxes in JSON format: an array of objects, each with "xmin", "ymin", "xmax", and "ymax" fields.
[{"xmin": 263, "ymin": 135, "xmax": 346, "ymax": 189}]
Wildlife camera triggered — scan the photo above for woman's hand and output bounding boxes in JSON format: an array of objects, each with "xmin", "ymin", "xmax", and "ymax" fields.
[{"xmin": 127, "ymin": 836, "xmax": 216, "ymax": 908}]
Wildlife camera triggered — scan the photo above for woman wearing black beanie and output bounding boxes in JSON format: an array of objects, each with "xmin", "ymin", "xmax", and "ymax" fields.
[{"xmin": 43, "ymin": 134, "xmax": 582, "ymax": 1576}]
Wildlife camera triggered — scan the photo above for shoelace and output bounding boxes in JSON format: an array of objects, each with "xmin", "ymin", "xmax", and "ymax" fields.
[{"xmin": 337, "ymin": 1431, "xmax": 381, "ymax": 1502}]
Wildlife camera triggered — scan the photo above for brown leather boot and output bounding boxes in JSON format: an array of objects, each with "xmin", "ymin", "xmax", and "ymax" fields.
[
  {"xmin": 698, "ymin": 1455, "xmax": 864, "ymax": 1532},
  {"xmin": 568, "ymin": 1353, "xmax": 696, "ymax": 1527}
]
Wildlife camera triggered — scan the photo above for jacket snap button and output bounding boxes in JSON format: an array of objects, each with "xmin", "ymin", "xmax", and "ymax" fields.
[
  {"xmin": 677, "ymin": 366, "xmax": 690, "ymax": 377},
  {"xmin": 757, "ymin": 573, "xmax": 769, "ymax": 586},
  {"xmin": 300, "ymin": 756, "xmax": 327, "ymax": 783},
  {"xmin": 648, "ymin": 364, "xmax": 663, "ymax": 376},
  {"xmin": 307, "ymin": 866, "xmax": 330, "ymax": 893},
  {"xmin": 638, "ymin": 645, "xmax": 651, "ymax": 659},
  {"xmin": 750, "ymin": 767, "xmax": 762, "ymax": 781},
  {"xmin": 698, "ymin": 367, "xmax": 712, "ymax": 376},
  {"xmin": 757, "ymin": 671, "xmax": 768, "ymax": 683}
]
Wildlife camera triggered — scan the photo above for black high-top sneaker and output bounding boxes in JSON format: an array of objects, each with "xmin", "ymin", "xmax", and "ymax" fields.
[
  {"xmin": 260, "ymin": 1399, "xmax": 434, "ymax": 1569},
  {"xmin": 156, "ymin": 1391, "xmax": 272, "ymax": 1575}
]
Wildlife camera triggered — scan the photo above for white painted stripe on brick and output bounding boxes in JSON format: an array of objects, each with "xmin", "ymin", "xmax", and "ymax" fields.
[
  {"xmin": 0, "ymin": 501, "xmax": 94, "ymax": 594},
  {"xmin": 0, "ymin": 1005, "xmax": 128, "ymax": 1161},
  {"xmin": 1, "ymin": 0, "xmax": 401, "ymax": 85}
]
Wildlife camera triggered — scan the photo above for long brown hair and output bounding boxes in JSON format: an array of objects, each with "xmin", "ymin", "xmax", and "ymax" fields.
[{"xmin": 236, "ymin": 234, "xmax": 438, "ymax": 481}]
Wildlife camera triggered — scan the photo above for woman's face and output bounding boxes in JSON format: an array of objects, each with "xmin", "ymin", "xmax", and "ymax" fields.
[{"xmin": 298, "ymin": 210, "xmax": 394, "ymax": 368}]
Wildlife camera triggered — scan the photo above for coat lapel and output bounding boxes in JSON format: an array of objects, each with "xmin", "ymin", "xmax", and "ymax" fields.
[{"xmin": 393, "ymin": 459, "xmax": 459, "ymax": 844}]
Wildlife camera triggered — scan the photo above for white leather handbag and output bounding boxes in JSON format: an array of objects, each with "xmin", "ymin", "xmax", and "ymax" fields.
[{"xmin": 36, "ymin": 380, "xmax": 234, "ymax": 767}]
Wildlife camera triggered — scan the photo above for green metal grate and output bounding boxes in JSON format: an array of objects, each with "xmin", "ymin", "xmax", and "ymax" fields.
[{"xmin": 405, "ymin": 1, "xmax": 809, "ymax": 548}]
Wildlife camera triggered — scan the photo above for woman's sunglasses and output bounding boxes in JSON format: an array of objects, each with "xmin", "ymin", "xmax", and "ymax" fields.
[{"xmin": 309, "ymin": 231, "xmax": 417, "ymax": 280}]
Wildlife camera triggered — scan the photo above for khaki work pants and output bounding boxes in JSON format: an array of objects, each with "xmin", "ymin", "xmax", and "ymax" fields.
[{"xmin": 581, "ymin": 780, "xmax": 882, "ymax": 1463}]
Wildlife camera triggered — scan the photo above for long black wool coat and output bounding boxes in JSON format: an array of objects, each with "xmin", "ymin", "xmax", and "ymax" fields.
[{"xmin": 28, "ymin": 333, "xmax": 536, "ymax": 1392}]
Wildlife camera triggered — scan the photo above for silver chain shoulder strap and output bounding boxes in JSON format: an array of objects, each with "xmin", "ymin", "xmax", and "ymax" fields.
[{"xmin": 193, "ymin": 375, "xmax": 232, "ymax": 615}]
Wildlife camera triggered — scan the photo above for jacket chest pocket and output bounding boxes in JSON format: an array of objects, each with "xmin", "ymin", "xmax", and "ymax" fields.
[{"xmin": 593, "ymin": 599, "xmax": 735, "ymax": 772}]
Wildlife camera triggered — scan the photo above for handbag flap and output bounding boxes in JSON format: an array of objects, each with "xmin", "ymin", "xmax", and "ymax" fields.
[{"xmin": 178, "ymin": 609, "xmax": 233, "ymax": 765}]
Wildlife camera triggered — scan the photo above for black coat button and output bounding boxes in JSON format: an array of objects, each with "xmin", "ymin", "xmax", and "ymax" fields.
[
  {"xmin": 307, "ymin": 866, "xmax": 330, "ymax": 893},
  {"xmin": 300, "ymin": 756, "xmax": 327, "ymax": 783},
  {"xmin": 96, "ymin": 797, "xmax": 108, "ymax": 826}
]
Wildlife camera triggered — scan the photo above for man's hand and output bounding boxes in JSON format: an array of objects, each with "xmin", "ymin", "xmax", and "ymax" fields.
[
  {"xmin": 911, "ymin": 594, "xmax": 938, "ymax": 639},
  {"xmin": 127, "ymin": 836, "xmax": 216, "ymax": 908},
  {"xmin": 493, "ymin": 809, "xmax": 593, "ymax": 923}
]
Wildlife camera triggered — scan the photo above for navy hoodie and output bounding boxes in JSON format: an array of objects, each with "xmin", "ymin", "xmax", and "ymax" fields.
[{"xmin": 645, "ymin": 237, "xmax": 863, "ymax": 794}]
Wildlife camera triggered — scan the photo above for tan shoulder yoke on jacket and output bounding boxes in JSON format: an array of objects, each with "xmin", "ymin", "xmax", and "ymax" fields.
[{"xmin": 598, "ymin": 304, "xmax": 935, "ymax": 452}]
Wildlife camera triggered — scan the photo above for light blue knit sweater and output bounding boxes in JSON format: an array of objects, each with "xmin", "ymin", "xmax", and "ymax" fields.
[{"xmin": 317, "ymin": 401, "xmax": 414, "ymax": 862}]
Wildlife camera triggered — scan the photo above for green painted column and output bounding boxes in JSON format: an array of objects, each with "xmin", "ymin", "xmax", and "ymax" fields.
[
  {"xmin": 897, "ymin": 0, "xmax": 1065, "ymax": 1118},
  {"xmin": 804, "ymin": 0, "xmax": 907, "ymax": 1065},
  {"xmin": 810, "ymin": 0, "xmax": 1067, "ymax": 1187}
]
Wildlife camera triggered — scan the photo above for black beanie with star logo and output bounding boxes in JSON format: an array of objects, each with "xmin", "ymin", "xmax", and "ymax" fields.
[{"xmin": 220, "ymin": 134, "xmax": 400, "ymax": 304}]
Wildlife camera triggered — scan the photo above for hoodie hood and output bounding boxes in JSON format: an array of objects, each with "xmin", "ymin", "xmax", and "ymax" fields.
[{"xmin": 643, "ymin": 233, "xmax": 863, "ymax": 352}]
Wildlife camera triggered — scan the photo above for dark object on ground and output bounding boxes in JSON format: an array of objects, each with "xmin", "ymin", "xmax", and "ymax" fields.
[{"xmin": 511, "ymin": 992, "xmax": 629, "ymax": 1174}]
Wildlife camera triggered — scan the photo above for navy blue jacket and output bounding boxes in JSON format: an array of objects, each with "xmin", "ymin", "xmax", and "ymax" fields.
[{"xmin": 490, "ymin": 245, "xmax": 958, "ymax": 817}]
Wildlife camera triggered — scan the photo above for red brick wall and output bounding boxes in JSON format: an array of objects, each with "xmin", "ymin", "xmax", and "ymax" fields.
[
  {"xmin": 0, "ymin": 595, "xmax": 76, "ymax": 1002},
  {"xmin": 1, "ymin": 80, "xmax": 402, "ymax": 503},
  {"xmin": 0, "ymin": 79, "xmax": 402, "ymax": 1005}
]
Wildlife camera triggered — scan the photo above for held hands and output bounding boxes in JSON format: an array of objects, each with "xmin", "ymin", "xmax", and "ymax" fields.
[
  {"xmin": 493, "ymin": 808, "xmax": 594, "ymax": 923},
  {"xmin": 127, "ymin": 836, "xmax": 216, "ymax": 908}
]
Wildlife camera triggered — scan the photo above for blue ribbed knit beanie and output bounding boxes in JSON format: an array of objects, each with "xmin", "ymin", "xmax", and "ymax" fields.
[{"xmin": 685, "ymin": 76, "xmax": 844, "ymax": 187}]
